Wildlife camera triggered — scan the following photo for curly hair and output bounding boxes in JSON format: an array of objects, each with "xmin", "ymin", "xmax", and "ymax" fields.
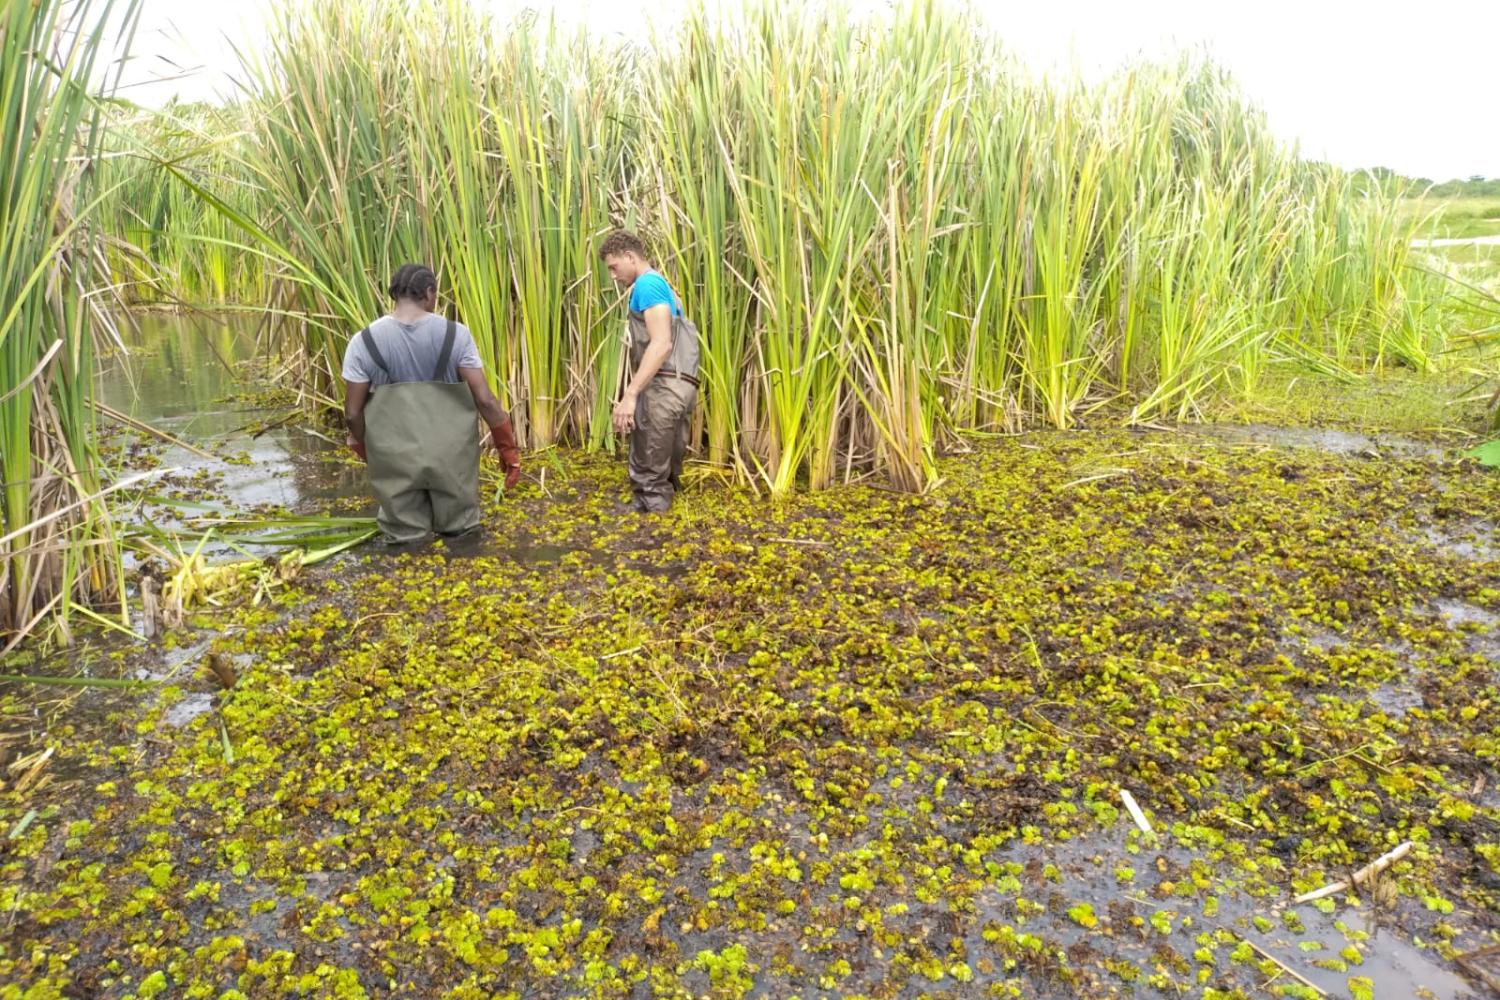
[
  {"xmin": 597, "ymin": 229, "xmax": 648, "ymax": 261},
  {"xmin": 388, "ymin": 263, "xmax": 437, "ymax": 301}
]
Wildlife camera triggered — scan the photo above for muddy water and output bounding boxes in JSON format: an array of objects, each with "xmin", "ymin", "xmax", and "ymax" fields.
[
  {"xmin": 99, "ymin": 312, "xmax": 368, "ymax": 522},
  {"xmin": 650, "ymin": 825, "xmax": 1484, "ymax": 999},
  {"xmin": 1190, "ymin": 423, "xmax": 1451, "ymax": 459},
  {"xmin": 972, "ymin": 833, "xmax": 1481, "ymax": 1000},
  {"xmin": 10, "ymin": 314, "xmax": 372, "ymax": 686},
  {"xmin": 99, "ymin": 314, "xmax": 562, "ymax": 564}
]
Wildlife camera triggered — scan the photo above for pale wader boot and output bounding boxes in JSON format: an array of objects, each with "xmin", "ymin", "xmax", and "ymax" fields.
[
  {"xmin": 625, "ymin": 301, "xmax": 701, "ymax": 512},
  {"xmin": 358, "ymin": 320, "xmax": 481, "ymax": 543}
]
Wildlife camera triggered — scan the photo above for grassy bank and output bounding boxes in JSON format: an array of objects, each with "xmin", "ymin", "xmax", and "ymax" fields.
[{"xmin": 1403, "ymin": 197, "xmax": 1500, "ymax": 242}]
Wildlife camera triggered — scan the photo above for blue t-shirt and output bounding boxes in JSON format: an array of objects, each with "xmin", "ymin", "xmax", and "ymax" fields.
[{"xmin": 629, "ymin": 271, "xmax": 681, "ymax": 317}]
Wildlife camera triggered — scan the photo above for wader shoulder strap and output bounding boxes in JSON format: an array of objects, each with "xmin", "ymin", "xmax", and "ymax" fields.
[
  {"xmin": 431, "ymin": 318, "xmax": 457, "ymax": 382},
  {"xmin": 359, "ymin": 327, "xmax": 392, "ymax": 379}
]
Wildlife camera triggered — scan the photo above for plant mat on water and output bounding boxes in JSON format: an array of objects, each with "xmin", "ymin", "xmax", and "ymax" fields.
[{"xmin": 1, "ymin": 432, "xmax": 1497, "ymax": 998}]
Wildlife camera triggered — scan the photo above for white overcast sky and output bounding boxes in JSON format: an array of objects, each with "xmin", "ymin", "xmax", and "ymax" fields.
[{"xmin": 112, "ymin": 0, "xmax": 1497, "ymax": 181}]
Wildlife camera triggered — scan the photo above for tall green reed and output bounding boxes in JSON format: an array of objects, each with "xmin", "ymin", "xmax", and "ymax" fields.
[
  {"xmin": 119, "ymin": 0, "xmax": 1431, "ymax": 494},
  {"xmin": 1, "ymin": 0, "xmax": 139, "ymax": 642}
]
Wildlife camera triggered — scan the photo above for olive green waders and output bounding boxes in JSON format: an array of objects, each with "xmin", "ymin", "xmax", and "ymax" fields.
[{"xmin": 358, "ymin": 320, "xmax": 481, "ymax": 542}]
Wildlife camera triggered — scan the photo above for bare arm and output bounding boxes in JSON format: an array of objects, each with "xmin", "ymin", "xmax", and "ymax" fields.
[
  {"xmin": 344, "ymin": 381, "xmax": 370, "ymax": 444},
  {"xmin": 458, "ymin": 367, "xmax": 510, "ymax": 428},
  {"xmin": 627, "ymin": 305, "xmax": 674, "ymax": 395},
  {"xmin": 613, "ymin": 305, "xmax": 673, "ymax": 433}
]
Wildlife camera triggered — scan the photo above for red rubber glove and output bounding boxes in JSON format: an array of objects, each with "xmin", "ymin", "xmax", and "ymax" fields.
[{"xmin": 490, "ymin": 419, "xmax": 521, "ymax": 490}]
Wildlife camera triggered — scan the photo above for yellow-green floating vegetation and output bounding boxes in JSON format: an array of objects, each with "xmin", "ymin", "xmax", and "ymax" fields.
[{"xmin": 3, "ymin": 433, "xmax": 1497, "ymax": 996}]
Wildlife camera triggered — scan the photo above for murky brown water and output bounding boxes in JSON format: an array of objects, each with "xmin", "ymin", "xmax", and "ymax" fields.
[{"xmin": 99, "ymin": 312, "xmax": 369, "ymax": 526}]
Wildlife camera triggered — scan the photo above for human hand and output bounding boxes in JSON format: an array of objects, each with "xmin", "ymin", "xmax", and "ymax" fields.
[{"xmin": 612, "ymin": 392, "xmax": 637, "ymax": 434}]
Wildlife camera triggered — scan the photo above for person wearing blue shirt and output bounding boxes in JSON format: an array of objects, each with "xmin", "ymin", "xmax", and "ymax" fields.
[{"xmin": 599, "ymin": 229, "xmax": 701, "ymax": 513}]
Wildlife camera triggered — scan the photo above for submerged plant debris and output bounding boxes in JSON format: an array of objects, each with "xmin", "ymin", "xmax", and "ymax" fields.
[{"xmin": 2, "ymin": 430, "xmax": 1498, "ymax": 999}]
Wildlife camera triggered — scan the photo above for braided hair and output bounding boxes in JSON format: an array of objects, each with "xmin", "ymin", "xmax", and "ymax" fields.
[{"xmin": 388, "ymin": 263, "xmax": 437, "ymax": 302}]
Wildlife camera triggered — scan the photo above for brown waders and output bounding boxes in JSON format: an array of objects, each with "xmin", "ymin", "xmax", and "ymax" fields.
[
  {"xmin": 629, "ymin": 374, "xmax": 697, "ymax": 512},
  {"xmin": 625, "ymin": 296, "xmax": 701, "ymax": 513},
  {"xmin": 359, "ymin": 320, "xmax": 481, "ymax": 542}
]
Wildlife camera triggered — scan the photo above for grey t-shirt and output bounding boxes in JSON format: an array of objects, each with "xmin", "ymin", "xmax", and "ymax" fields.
[{"xmin": 340, "ymin": 314, "xmax": 482, "ymax": 387}]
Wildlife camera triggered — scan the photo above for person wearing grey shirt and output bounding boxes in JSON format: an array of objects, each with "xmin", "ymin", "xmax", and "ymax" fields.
[
  {"xmin": 342, "ymin": 264, "xmax": 521, "ymax": 542},
  {"xmin": 342, "ymin": 314, "xmax": 483, "ymax": 387}
]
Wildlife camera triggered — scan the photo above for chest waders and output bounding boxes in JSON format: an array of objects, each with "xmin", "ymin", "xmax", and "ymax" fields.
[
  {"xmin": 358, "ymin": 319, "xmax": 481, "ymax": 542},
  {"xmin": 625, "ymin": 305, "xmax": 700, "ymax": 512}
]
